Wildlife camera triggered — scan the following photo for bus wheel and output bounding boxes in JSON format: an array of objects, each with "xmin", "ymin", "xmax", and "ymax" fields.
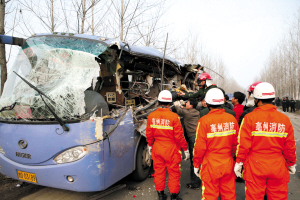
[{"xmin": 132, "ymin": 139, "xmax": 151, "ymax": 181}]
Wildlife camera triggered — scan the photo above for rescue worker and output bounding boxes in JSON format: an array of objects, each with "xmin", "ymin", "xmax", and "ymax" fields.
[
  {"xmin": 200, "ymin": 87, "xmax": 235, "ymax": 118},
  {"xmin": 146, "ymin": 90, "xmax": 189, "ymax": 200},
  {"xmin": 290, "ymin": 98, "xmax": 296, "ymax": 112},
  {"xmin": 239, "ymin": 82, "xmax": 262, "ymax": 126},
  {"xmin": 193, "ymin": 88, "xmax": 239, "ymax": 199},
  {"xmin": 174, "ymin": 98, "xmax": 201, "ymax": 190},
  {"xmin": 232, "ymin": 91, "xmax": 245, "ymax": 122},
  {"xmin": 282, "ymin": 97, "xmax": 287, "ymax": 112},
  {"xmin": 235, "ymin": 82, "xmax": 297, "ymax": 200},
  {"xmin": 179, "ymin": 72, "xmax": 217, "ymax": 99},
  {"xmin": 243, "ymin": 82, "xmax": 261, "ymax": 111}
]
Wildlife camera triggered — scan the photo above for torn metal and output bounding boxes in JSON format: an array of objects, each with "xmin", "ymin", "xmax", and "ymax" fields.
[{"xmin": 0, "ymin": 33, "xmax": 203, "ymax": 137}]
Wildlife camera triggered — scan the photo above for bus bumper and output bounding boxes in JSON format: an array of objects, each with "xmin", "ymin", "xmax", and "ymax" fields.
[{"xmin": 0, "ymin": 153, "xmax": 105, "ymax": 192}]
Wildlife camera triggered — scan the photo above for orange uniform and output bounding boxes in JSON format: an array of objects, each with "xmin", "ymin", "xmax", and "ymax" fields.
[
  {"xmin": 193, "ymin": 109, "xmax": 239, "ymax": 200},
  {"xmin": 236, "ymin": 104, "xmax": 296, "ymax": 200},
  {"xmin": 146, "ymin": 107, "xmax": 188, "ymax": 193}
]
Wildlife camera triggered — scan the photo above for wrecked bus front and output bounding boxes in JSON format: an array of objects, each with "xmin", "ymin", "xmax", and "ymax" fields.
[
  {"xmin": 0, "ymin": 110, "xmax": 137, "ymax": 191},
  {"xmin": 0, "ymin": 34, "xmax": 157, "ymax": 191}
]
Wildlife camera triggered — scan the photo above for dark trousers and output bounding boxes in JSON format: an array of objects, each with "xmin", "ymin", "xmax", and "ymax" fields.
[
  {"xmin": 188, "ymin": 135, "xmax": 201, "ymax": 186},
  {"xmin": 283, "ymin": 106, "xmax": 286, "ymax": 112},
  {"xmin": 286, "ymin": 106, "xmax": 289, "ymax": 112},
  {"xmin": 291, "ymin": 106, "xmax": 295, "ymax": 112}
]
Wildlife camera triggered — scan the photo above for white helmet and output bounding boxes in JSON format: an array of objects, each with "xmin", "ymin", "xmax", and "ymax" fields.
[
  {"xmin": 253, "ymin": 82, "xmax": 275, "ymax": 99},
  {"xmin": 205, "ymin": 88, "xmax": 224, "ymax": 105},
  {"xmin": 158, "ymin": 90, "xmax": 172, "ymax": 102}
]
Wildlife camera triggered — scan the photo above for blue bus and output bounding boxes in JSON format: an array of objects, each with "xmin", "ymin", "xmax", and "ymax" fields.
[{"xmin": 0, "ymin": 33, "xmax": 193, "ymax": 192}]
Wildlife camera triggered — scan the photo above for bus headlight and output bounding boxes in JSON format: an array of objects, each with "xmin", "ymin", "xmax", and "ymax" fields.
[
  {"xmin": 0, "ymin": 145, "xmax": 4, "ymax": 154},
  {"xmin": 54, "ymin": 146, "xmax": 88, "ymax": 164}
]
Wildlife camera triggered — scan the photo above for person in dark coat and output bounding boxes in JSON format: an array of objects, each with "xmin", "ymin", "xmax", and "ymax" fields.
[
  {"xmin": 174, "ymin": 98, "xmax": 201, "ymax": 190},
  {"xmin": 282, "ymin": 97, "xmax": 287, "ymax": 112},
  {"xmin": 239, "ymin": 106, "xmax": 256, "ymax": 126},
  {"xmin": 286, "ymin": 97, "xmax": 290, "ymax": 112},
  {"xmin": 290, "ymin": 98, "xmax": 296, "ymax": 112},
  {"xmin": 224, "ymin": 94, "xmax": 234, "ymax": 110},
  {"xmin": 275, "ymin": 97, "xmax": 281, "ymax": 106}
]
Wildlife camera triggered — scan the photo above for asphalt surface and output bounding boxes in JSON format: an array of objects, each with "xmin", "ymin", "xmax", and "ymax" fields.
[{"xmin": 1, "ymin": 108, "xmax": 300, "ymax": 200}]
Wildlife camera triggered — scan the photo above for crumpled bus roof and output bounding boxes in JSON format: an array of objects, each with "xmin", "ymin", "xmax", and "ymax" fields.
[{"xmin": 32, "ymin": 33, "xmax": 183, "ymax": 68}]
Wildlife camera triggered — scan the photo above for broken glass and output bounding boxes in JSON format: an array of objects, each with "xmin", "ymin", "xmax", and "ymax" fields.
[{"xmin": 0, "ymin": 36, "xmax": 107, "ymax": 120}]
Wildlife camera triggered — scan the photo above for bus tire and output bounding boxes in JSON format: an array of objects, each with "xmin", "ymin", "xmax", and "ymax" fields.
[{"xmin": 132, "ymin": 139, "xmax": 151, "ymax": 181}]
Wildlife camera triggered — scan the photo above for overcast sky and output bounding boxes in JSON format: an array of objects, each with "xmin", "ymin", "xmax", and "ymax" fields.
[{"xmin": 165, "ymin": 0, "xmax": 300, "ymax": 89}]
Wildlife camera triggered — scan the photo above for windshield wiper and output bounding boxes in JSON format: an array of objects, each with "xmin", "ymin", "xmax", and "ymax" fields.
[
  {"xmin": 13, "ymin": 71, "xmax": 69, "ymax": 132},
  {"xmin": 13, "ymin": 71, "xmax": 55, "ymax": 104}
]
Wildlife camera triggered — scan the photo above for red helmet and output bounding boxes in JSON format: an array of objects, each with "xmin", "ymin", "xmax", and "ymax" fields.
[
  {"xmin": 248, "ymin": 81, "xmax": 262, "ymax": 93},
  {"xmin": 198, "ymin": 73, "xmax": 212, "ymax": 81}
]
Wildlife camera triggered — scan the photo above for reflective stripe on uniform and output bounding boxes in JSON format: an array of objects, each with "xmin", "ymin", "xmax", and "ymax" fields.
[
  {"xmin": 150, "ymin": 125, "xmax": 173, "ymax": 130},
  {"xmin": 193, "ymin": 122, "xmax": 201, "ymax": 157},
  {"xmin": 201, "ymin": 181, "xmax": 206, "ymax": 200},
  {"xmin": 236, "ymin": 118, "xmax": 245, "ymax": 157},
  {"xmin": 251, "ymin": 131, "xmax": 288, "ymax": 138},
  {"xmin": 207, "ymin": 130, "xmax": 236, "ymax": 138}
]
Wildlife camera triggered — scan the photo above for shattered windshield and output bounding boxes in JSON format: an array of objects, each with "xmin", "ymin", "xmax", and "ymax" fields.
[{"xmin": 0, "ymin": 36, "xmax": 107, "ymax": 120}]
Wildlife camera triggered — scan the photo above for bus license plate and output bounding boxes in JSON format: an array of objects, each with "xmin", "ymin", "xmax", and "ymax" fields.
[{"xmin": 17, "ymin": 171, "xmax": 37, "ymax": 183}]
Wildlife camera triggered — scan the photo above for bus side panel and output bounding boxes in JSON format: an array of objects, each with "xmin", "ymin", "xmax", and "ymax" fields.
[
  {"xmin": 103, "ymin": 109, "xmax": 136, "ymax": 188},
  {"xmin": 0, "ymin": 142, "xmax": 105, "ymax": 192}
]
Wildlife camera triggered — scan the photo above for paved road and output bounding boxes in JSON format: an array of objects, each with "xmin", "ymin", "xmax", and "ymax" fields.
[{"xmin": 15, "ymin": 109, "xmax": 300, "ymax": 199}]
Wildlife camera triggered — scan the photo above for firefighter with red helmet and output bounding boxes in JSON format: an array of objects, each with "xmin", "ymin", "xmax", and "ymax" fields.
[
  {"xmin": 238, "ymin": 81, "xmax": 262, "ymax": 125},
  {"xmin": 193, "ymin": 88, "xmax": 239, "ymax": 199},
  {"xmin": 146, "ymin": 90, "xmax": 189, "ymax": 200},
  {"xmin": 235, "ymin": 82, "xmax": 297, "ymax": 199},
  {"xmin": 243, "ymin": 81, "xmax": 262, "ymax": 111},
  {"xmin": 179, "ymin": 72, "xmax": 217, "ymax": 100}
]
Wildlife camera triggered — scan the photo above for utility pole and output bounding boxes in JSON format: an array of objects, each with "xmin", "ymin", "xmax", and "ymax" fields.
[
  {"xmin": 161, "ymin": 33, "xmax": 168, "ymax": 91},
  {"xmin": 0, "ymin": 0, "xmax": 6, "ymax": 95},
  {"xmin": 120, "ymin": 0, "xmax": 124, "ymax": 41},
  {"xmin": 51, "ymin": 0, "xmax": 54, "ymax": 32}
]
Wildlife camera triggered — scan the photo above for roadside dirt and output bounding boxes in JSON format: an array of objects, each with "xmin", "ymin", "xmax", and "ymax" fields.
[{"xmin": 0, "ymin": 172, "xmax": 43, "ymax": 200}]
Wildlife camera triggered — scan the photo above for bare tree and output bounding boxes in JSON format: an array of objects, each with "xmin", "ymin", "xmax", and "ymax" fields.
[
  {"xmin": 175, "ymin": 30, "xmax": 243, "ymax": 93},
  {"xmin": 18, "ymin": 0, "xmax": 60, "ymax": 33},
  {"xmin": 104, "ymin": 0, "xmax": 168, "ymax": 45},
  {"xmin": 71, "ymin": 0, "xmax": 102, "ymax": 34},
  {"xmin": 259, "ymin": 9, "xmax": 300, "ymax": 99},
  {"xmin": 0, "ymin": 0, "xmax": 14, "ymax": 95},
  {"xmin": 0, "ymin": 0, "xmax": 6, "ymax": 95}
]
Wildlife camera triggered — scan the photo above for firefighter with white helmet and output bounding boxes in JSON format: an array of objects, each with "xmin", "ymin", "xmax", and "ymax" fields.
[
  {"xmin": 157, "ymin": 90, "xmax": 172, "ymax": 102},
  {"xmin": 179, "ymin": 72, "xmax": 217, "ymax": 100},
  {"xmin": 199, "ymin": 87, "xmax": 236, "ymax": 119},
  {"xmin": 146, "ymin": 90, "xmax": 189, "ymax": 200},
  {"xmin": 235, "ymin": 82, "xmax": 296, "ymax": 199},
  {"xmin": 193, "ymin": 88, "xmax": 239, "ymax": 199}
]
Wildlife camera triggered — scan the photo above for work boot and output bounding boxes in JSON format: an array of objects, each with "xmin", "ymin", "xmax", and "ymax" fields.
[
  {"xmin": 171, "ymin": 192, "xmax": 182, "ymax": 200},
  {"xmin": 157, "ymin": 190, "xmax": 167, "ymax": 200}
]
